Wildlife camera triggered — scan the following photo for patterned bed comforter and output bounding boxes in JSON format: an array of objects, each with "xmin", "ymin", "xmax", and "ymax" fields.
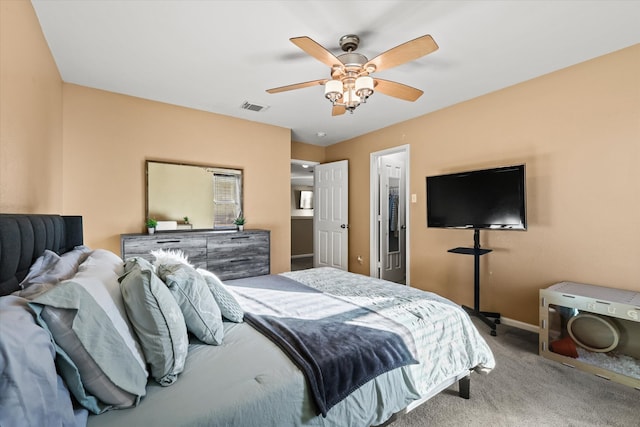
[
  {"xmin": 280, "ymin": 267, "xmax": 495, "ymax": 397},
  {"xmin": 87, "ymin": 267, "xmax": 496, "ymax": 427},
  {"xmin": 227, "ymin": 274, "xmax": 419, "ymax": 416}
]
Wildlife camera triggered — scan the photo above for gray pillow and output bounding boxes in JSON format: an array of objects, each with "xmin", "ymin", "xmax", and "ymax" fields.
[
  {"xmin": 119, "ymin": 257, "xmax": 189, "ymax": 386},
  {"xmin": 158, "ymin": 263, "xmax": 224, "ymax": 345},
  {"xmin": 28, "ymin": 250, "xmax": 147, "ymax": 413},
  {"xmin": 197, "ymin": 268, "xmax": 244, "ymax": 323},
  {"xmin": 0, "ymin": 296, "xmax": 81, "ymax": 427},
  {"xmin": 19, "ymin": 246, "xmax": 92, "ymax": 297},
  {"xmin": 30, "ymin": 277, "xmax": 148, "ymax": 413},
  {"xmin": 18, "ymin": 250, "xmax": 60, "ymax": 288},
  {"xmin": 53, "ymin": 245, "xmax": 92, "ymax": 277},
  {"xmin": 40, "ymin": 306, "xmax": 138, "ymax": 409}
]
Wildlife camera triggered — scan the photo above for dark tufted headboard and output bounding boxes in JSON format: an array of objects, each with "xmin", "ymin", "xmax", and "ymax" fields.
[{"xmin": 0, "ymin": 214, "xmax": 83, "ymax": 296}]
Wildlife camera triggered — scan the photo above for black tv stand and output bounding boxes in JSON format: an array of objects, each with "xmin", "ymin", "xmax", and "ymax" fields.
[{"xmin": 448, "ymin": 229, "xmax": 500, "ymax": 336}]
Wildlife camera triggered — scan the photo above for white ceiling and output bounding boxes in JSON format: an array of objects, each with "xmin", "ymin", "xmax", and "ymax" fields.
[{"xmin": 31, "ymin": 1, "xmax": 640, "ymax": 146}]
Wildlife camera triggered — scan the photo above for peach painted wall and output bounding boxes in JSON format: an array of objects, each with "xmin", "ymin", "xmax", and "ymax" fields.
[
  {"xmin": 1, "ymin": 1, "xmax": 291, "ymax": 275},
  {"xmin": 291, "ymin": 140, "xmax": 326, "ymax": 163},
  {"xmin": 0, "ymin": 0, "xmax": 63, "ymax": 213},
  {"xmin": 326, "ymin": 45, "xmax": 640, "ymax": 325},
  {"xmin": 62, "ymin": 84, "xmax": 292, "ymax": 274}
]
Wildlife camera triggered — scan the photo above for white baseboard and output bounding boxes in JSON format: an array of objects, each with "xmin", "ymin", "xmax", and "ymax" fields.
[
  {"xmin": 501, "ymin": 316, "xmax": 539, "ymax": 333},
  {"xmin": 291, "ymin": 254, "xmax": 313, "ymax": 259}
]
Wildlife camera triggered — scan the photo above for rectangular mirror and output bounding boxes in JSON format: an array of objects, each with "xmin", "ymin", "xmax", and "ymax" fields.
[{"xmin": 146, "ymin": 160, "xmax": 243, "ymax": 230}]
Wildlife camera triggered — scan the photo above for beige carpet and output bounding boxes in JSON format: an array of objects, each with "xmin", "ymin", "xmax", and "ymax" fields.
[{"xmin": 393, "ymin": 318, "xmax": 638, "ymax": 427}]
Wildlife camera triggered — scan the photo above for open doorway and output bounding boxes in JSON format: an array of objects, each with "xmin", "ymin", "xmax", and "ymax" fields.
[
  {"xmin": 291, "ymin": 159, "xmax": 318, "ymax": 271},
  {"xmin": 370, "ymin": 145, "xmax": 410, "ymax": 285}
]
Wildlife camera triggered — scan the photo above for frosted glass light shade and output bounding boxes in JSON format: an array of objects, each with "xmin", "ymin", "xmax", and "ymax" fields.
[
  {"xmin": 355, "ymin": 76, "xmax": 374, "ymax": 99},
  {"xmin": 324, "ymin": 80, "xmax": 343, "ymax": 101},
  {"xmin": 343, "ymin": 89, "xmax": 361, "ymax": 106}
]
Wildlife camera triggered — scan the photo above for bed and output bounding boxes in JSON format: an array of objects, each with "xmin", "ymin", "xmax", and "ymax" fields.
[{"xmin": 0, "ymin": 214, "xmax": 495, "ymax": 427}]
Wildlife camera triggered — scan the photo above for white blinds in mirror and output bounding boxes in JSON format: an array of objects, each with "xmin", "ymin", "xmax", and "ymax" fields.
[{"xmin": 212, "ymin": 170, "xmax": 242, "ymax": 228}]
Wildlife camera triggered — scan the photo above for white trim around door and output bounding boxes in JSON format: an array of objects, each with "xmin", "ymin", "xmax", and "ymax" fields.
[{"xmin": 370, "ymin": 145, "xmax": 410, "ymax": 285}]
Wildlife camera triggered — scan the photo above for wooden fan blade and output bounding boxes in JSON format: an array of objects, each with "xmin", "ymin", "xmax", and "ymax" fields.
[
  {"xmin": 266, "ymin": 79, "xmax": 327, "ymax": 94},
  {"xmin": 374, "ymin": 79, "xmax": 424, "ymax": 102},
  {"xmin": 290, "ymin": 36, "xmax": 343, "ymax": 68},
  {"xmin": 365, "ymin": 35, "xmax": 438, "ymax": 73},
  {"xmin": 332, "ymin": 104, "xmax": 346, "ymax": 116}
]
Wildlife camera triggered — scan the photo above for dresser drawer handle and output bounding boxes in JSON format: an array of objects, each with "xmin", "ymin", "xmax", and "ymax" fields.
[
  {"xmin": 230, "ymin": 258, "xmax": 251, "ymax": 263},
  {"xmin": 231, "ymin": 236, "xmax": 250, "ymax": 240},
  {"xmin": 157, "ymin": 240, "xmax": 181, "ymax": 244}
]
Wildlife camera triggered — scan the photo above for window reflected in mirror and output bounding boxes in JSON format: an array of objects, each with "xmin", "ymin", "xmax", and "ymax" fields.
[{"xmin": 146, "ymin": 160, "xmax": 243, "ymax": 230}]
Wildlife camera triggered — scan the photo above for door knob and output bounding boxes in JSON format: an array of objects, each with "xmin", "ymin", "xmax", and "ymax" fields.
[{"xmin": 340, "ymin": 224, "xmax": 349, "ymax": 229}]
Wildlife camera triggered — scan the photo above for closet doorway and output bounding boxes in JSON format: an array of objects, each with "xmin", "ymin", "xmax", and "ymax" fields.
[
  {"xmin": 370, "ymin": 146, "xmax": 409, "ymax": 285},
  {"xmin": 291, "ymin": 159, "xmax": 317, "ymax": 271}
]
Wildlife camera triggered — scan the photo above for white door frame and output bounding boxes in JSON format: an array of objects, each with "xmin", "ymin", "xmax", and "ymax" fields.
[{"xmin": 370, "ymin": 145, "xmax": 410, "ymax": 285}]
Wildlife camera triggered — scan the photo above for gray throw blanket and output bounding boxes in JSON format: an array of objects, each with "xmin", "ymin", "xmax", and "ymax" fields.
[{"xmin": 225, "ymin": 275, "xmax": 418, "ymax": 417}]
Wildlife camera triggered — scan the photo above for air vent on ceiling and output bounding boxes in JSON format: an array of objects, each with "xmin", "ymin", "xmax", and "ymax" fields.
[{"xmin": 240, "ymin": 101, "xmax": 269, "ymax": 112}]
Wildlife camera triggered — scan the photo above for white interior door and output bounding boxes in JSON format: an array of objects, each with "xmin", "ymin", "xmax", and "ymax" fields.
[
  {"xmin": 314, "ymin": 160, "xmax": 348, "ymax": 270},
  {"xmin": 380, "ymin": 158, "xmax": 406, "ymax": 283}
]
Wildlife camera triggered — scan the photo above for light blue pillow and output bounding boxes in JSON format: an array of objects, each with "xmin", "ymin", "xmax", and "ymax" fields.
[
  {"xmin": 120, "ymin": 257, "xmax": 189, "ymax": 386},
  {"xmin": 28, "ymin": 250, "xmax": 147, "ymax": 414},
  {"xmin": 53, "ymin": 245, "xmax": 92, "ymax": 277},
  {"xmin": 18, "ymin": 246, "xmax": 93, "ymax": 298},
  {"xmin": 0, "ymin": 296, "xmax": 82, "ymax": 426},
  {"xmin": 158, "ymin": 263, "xmax": 224, "ymax": 345},
  {"xmin": 197, "ymin": 268, "xmax": 244, "ymax": 323},
  {"xmin": 18, "ymin": 250, "xmax": 60, "ymax": 288},
  {"xmin": 30, "ymin": 280, "xmax": 148, "ymax": 414}
]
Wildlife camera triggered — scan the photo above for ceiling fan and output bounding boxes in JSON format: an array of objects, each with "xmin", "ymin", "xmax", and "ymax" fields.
[{"xmin": 266, "ymin": 34, "xmax": 438, "ymax": 116}]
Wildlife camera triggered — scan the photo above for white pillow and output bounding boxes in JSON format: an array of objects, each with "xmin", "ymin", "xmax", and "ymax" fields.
[{"xmin": 150, "ymin": 249, "xmax": 192, "ymax": 268}]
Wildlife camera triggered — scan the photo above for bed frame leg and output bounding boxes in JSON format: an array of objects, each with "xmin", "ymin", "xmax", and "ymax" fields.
[{"xmin": 458, "ymin": 374, "xmax": 470, "ymax": 399}]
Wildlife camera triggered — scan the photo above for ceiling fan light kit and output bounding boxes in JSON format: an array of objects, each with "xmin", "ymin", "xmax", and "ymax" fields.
[
  {"xmin": 267, "ymin": 33, "xmax": 439, "ymax": 116},
  {"xmin": 325, "ymin": 75, "xmax": 374, "ymax": 113}
]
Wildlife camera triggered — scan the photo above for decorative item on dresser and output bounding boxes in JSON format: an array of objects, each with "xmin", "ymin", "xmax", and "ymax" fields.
[
  {"xmin": 120, "ymin": 229, "xmax": 270, "ymax": 280},
  {"xmin": 145, "ymin": 218, "xmax": 157, "ymax": 235},
  {"xmin": 233, "ymin": 215, "xmax": 246, "ymax": 231}
]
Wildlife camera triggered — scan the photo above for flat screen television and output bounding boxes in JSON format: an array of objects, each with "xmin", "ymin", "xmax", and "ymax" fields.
[{"xmin": 426, "ymin": 164, "xmax": 527, "ymax": 230}]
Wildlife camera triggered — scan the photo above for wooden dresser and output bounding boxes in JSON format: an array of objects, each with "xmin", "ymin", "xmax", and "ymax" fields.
[{"xmin": 120, "ymin": 229, "xmax": 270, "ymax": 280}]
